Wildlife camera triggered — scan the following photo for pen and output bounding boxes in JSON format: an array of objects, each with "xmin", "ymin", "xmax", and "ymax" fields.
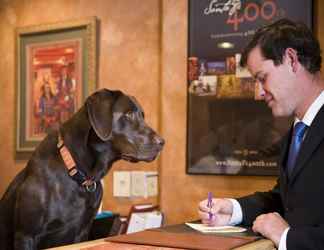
[{"xmin": 207, "ymin": 192, "xmax": 213, "ymax": 221}]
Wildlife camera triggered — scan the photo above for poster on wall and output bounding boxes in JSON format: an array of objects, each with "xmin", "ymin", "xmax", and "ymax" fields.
[
  {"xmin": 186, "ymin": 0, "xmax": 313, "ymax": 175},
  {"xmin": 16, "ymin": 17, "xmax": 97, "ymax": 158}
]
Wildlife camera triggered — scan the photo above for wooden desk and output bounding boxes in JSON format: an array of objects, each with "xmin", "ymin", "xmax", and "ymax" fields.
[
  {"xmin": 46, "ymin": 224, "xmax": 276, "ymax": 250},
  {"xmin": 47, "ymin": 239, "xmax": 275, "ymax": 250},
  {"xmin": 46, "ymin": 238, "xmax": 275, "ymax": 250}
]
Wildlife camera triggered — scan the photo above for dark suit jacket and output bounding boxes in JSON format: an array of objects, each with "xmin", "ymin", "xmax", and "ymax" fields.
[{"xmin": 237, "ymin": 104, "xmax": 324, "ymax": 250}]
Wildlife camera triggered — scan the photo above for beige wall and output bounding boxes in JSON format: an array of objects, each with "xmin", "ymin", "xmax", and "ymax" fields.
[
  {"xmin": 0, "ymin": 0, "xmax": 323, "ymax": 225},
  {"xmin": 0, "ymin": 0, "xmax": 161, "ymax": 215}
]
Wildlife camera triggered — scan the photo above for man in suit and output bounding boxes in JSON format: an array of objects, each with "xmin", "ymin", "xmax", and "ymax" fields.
[{"xmin": 198, "ymin": 19, "xmax": 323, "ymax": 250}]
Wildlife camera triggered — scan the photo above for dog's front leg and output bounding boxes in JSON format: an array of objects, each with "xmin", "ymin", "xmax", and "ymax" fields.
[
  {"xmin": 14, "ymin": 232, "xmax": 37, "ymax": 250},
  {"xmin": 74, "ymin": 222, "xmax": 94, "ymax": 243}
]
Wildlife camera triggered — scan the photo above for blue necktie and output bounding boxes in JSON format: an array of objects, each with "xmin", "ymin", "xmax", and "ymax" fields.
[{"xmin": 286, "ymin": 122, "xmax": 307, "ymax": 177}]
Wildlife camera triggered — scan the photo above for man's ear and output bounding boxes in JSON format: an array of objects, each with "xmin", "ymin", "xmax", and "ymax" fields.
[
  {"xmin": 284, "ymin": 48, "xmax": 299, "ymax": 73},
  {"xmin": 86, "ymin": 89, "xmax": 120, "ymax": 141}
]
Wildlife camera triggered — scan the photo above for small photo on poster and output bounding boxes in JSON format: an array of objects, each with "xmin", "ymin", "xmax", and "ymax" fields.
[
  {"xmin": 235, "ymin": 53, "xmax": 251, "ymax": 78},
  {"xmin": 217, "ymin": 75, "xmax": 241, "ymax": 98},
  {"xmin": 226, "ymin": 56, "xmax": 236, "ymax": 74},
  {"xmin": 240, "ymin": 77, "xmax": 255, "ymax": 98},
  {"xmin": 207, "ymin": 61, "xmax": 226, "ymax": 75},
  {"xmin": 201, "ymin": 75, "xmax": 218, "ymax": 95},
  {"xmin": 188, "ymin": 75, "xmax": 218, "ymax": 96},
  {"xmin": 188, "ymin": 57, "xmax": 199, "ymax": 81},
  {"xmin": 198, "ymin": 59, "xmax": 208, "ymax": 77}
]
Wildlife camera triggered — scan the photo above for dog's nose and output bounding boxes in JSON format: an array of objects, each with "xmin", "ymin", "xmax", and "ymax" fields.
[{"xmin": 153, "ymin": 135, "xmax": 165, "ymax": 146}]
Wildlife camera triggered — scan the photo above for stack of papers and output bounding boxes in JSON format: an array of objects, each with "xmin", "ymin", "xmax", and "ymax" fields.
[
  {"xmin": 186, "ymin": 223, "xmax": 246, "ymax": 233},
  {"xmin": 127, "ymin": 211, "xmax": 163, "ymax": 234}
]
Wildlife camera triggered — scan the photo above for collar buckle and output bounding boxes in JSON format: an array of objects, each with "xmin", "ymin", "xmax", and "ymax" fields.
[{"xmin": 85, "ymin": 181, "xmax": 97, "ymax": 192}]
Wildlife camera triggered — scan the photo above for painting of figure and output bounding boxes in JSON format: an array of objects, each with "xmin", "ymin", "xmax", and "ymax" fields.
[{"xmin": 26, "ymin": 40, "xmax": 82, "ymax": 139}]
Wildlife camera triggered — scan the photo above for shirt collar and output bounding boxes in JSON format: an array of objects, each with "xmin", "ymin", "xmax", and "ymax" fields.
[{"xmin": 294, "ymin": 90, "xmax": 324, "ymax": 126}]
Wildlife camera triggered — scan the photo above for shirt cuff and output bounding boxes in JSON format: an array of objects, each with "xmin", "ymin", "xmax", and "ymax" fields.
[
  {"xmin": 227, "ymin": 198, "xmax": 243, "ymax": 225},
  {"xmin": 278, "ymin": 227, "xmax": 289, "ymax": 250}
]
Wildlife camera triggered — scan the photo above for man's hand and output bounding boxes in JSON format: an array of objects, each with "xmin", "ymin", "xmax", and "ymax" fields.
[
  {"xmin": 252, "ymin": 212, "xmax": 289, "ymax": 247},
  {"xmin": 198, "ymin": 198, "xmax": 233, "ymax": 226}
]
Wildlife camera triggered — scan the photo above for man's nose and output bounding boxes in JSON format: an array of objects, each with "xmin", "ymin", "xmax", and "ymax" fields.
[{"xmin": 153, "ymin": 135, "xmax": 165, "ymax": 146}]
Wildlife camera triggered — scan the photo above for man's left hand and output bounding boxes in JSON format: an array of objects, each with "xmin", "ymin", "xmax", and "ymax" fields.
[{"xmin": 252, "ymin": 212, "xmax": 289, "ymax": 247}]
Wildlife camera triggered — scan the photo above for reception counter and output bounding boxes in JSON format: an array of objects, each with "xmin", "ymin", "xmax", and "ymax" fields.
[{"xmin": 46, "ymin": 223, "xmax": 276, "ymax": 250}]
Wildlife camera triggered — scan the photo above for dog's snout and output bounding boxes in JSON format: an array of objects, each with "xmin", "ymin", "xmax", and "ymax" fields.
[{"xmin": 153, "ymin": 135, "xmax": 165, "ymax": 146}]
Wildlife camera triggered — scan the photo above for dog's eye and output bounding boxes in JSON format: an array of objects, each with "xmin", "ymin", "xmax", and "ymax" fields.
[{"xmin": 124, "ymin": 111, "xmax": 135, "ymax": 121}]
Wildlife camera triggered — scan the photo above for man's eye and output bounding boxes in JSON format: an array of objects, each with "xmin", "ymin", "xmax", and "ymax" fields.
[{"xmin": 255, "ymin": 76, "xmax": 266, "ymax": 85}]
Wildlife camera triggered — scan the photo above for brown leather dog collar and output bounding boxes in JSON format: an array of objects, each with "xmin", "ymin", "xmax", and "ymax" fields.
[{"xmin": 57, "ymin": 132, "xmax": 97, "ymax": 192}]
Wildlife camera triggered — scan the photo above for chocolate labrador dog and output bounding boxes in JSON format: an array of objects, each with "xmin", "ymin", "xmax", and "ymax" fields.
[{"xmin": 0, "ymin": 89, "xmax": 164, "ymax": 250}]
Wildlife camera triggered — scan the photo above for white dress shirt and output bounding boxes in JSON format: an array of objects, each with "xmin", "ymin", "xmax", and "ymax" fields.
[{"xmin": 230, "ymin": 90, "xmax": 324, "ymax": 250}]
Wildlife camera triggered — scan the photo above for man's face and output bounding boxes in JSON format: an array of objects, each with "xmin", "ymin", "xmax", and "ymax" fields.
[{"xmin": 247, "ymin": 46, "xmax": 298, "ymax": 117}]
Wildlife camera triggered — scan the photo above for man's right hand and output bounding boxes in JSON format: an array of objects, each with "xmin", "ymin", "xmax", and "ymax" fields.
[{"xmin": 198, "ymin": 198, "xmax": 233, "ymax": 226}]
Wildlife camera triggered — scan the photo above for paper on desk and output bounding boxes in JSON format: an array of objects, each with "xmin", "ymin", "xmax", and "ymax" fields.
[
  {"xmin": 186, "ymin": 223, "xmax": 246, "ymax": 233},
  {"xmin": 127, "ymin": 211, "xmax": 163, "ymax": 234}
]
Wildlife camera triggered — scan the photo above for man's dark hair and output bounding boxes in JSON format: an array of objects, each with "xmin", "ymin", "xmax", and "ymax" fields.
[{"xmin": 240, "ymin": 18, "xmax": 321, "ymax": 74}]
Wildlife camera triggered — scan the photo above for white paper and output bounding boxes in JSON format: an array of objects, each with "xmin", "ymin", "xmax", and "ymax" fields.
[
  {"xmin": 126, "ymin": 213, "xmax": 146, "ymax": 234},
  {"xmin": 127, "ymin": 211, "xmax": 163, "ymax": 234},
  {"xmin": 133, "ymin": 204, "xmax": 156, "ymax": 210},
  {"xmin": 185, "ymin": 223, "xmax": 246, "ymax": 233},
  {"xmin": 113, "ymin": 171, "xmax": 131, "ymax": 197},
  {"xmin": 145, "ymin": 211, "xmax": 163, "ymax": 229}
]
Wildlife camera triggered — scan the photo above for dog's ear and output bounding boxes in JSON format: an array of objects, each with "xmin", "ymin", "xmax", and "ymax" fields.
[{"xmin": 86, "ymin": 89, "xmax": 120, "ymax": 141}]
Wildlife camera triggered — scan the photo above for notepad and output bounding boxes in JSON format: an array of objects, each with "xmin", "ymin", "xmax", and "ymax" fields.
[
  {"xmin": 186, "ymin": 222, "xmax": 247, "ymax": 233},
  {"xmin": 106, "ymin": 229, "xmax": 258, "ymax": 250}
]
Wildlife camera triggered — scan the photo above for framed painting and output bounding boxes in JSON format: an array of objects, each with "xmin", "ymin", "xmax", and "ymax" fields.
[
  {"xmin": 186, "ymin": 0, "xmax": 313, "ymax": 175},
  {"xmin": 16, "ymin": 17, "xmax": 97, "ymax": 157}
]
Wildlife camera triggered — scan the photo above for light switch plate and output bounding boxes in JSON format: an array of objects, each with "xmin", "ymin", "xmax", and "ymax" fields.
[
  {"xmin": 131, "ymin": 171, "xmax": 146, "ymax": 197},
  {"xmin": 146, "ymin": 171, "xmax": 158, "ymax": 197},
  {"xmin": 113, "ymin": 171, "xmax": 131, "ymax": 197}
]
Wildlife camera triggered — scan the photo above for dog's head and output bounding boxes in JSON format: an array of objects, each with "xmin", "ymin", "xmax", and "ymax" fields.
[{"xmin": 85, "ymin": 89, "xmax": 164, "ymax": 162}]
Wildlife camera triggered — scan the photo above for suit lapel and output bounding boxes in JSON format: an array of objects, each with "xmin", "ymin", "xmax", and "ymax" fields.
[
  {"xmin": 280, "ymin": 127, "xmax": 292, "ymax": 169},
  {"xmin": 278, "ymin": 129, "xmax": 291, "ymax": 190},
  {"xmin": 290, "ymin": 105, "xmax": 324, "ymax": 183}
]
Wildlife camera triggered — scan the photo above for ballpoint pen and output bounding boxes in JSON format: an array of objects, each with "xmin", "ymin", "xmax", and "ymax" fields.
[{"xmin": 207, "ymin": 192, "xmax": 213, "ymax": 221}]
